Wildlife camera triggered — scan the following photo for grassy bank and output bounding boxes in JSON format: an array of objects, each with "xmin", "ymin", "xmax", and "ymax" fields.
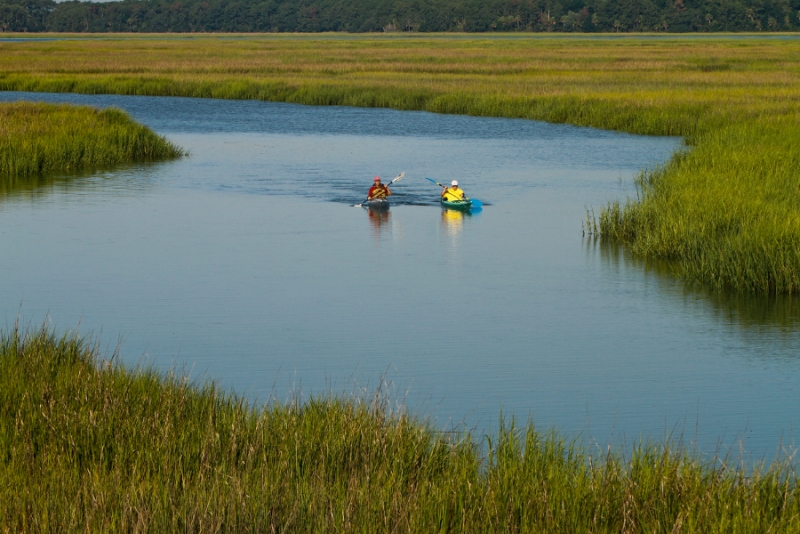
[
  {"xmin": 0, "ymin": 101, "xmax": 183, "ymax": 180},
  {"xmin": 599, "ymin": 119, "xmax": 800, "ymax": 293},
  {"xmin": 2, "ymin": 35, "xmax": 800, "ymax": 291},
  {"xmin": 1, "ymin": 326, "xmax": 798, "ymax": 532}
]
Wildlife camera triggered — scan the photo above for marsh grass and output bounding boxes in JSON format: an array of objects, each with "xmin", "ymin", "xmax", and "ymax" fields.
[
  {"xmin": 2, "ymin": 35, "xmax": 800, "ymax": 291},
  {"xmin": 2, "ymin": 325, "xmax": 799, "ymax": 532},
  {"xmin": 600, "ymin": 119, "xmax": 800, "ymax": 292},
  {"xmin": 0, "ymin": 101, "xmax": 183, "ymax": 180}
]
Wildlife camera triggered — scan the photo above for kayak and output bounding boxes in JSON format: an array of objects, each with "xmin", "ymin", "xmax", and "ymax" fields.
[
  {"xmin": 441, "ymin": 199, "xmax": 472, "ymax": 211},
  {"xmin": 364, "ymin": 198, "xmax": 390, "ymax": 210}
]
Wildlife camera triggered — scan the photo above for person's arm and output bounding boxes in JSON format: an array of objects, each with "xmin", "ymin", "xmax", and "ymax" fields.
[
  {"xmin": 367, "ymin": 186, "xmax": 375, "ymax": 200},
  {"xmin": 385, "ymin": 186, "xmax": 392, "ymax": 196}
]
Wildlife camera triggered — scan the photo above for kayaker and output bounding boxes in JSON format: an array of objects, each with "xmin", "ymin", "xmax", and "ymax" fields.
[
  {"xmin": 368, "ymin": 176, "xmax": 392, "ymax": 200},
  {"xmin": 441, "ymin": 180, "xmax": 466, "ymax": 202}
]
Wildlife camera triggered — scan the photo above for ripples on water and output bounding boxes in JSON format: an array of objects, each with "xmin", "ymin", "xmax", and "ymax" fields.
[{"xmin": 1, "ymin": 91, "xmax": 798, "ymax": 459}]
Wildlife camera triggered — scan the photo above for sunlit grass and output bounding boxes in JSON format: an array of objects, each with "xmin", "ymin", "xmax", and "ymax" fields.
[
  {"xmin": 0, "ymin": 101, "xmax": 184, "ymax": 180},
  {"xmin": 2, "ymin": 325, "xmax": 798, "ymax": 532},
  {"xmin": 600, "ymin": 119, "xmax": 800, "ymax": 292},
  {"xmin": 2, "ymin": 35, "xmax": 800, "ymax": 291}
]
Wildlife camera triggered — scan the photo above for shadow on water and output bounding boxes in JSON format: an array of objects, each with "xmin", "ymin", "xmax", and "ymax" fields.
[{"xmin": 590, "ymin": 237, "xmax": 800, "ymax": 334}]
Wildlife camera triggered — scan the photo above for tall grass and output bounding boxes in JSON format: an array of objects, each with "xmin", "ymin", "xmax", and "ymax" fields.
[
  {"xmin": 2, "ymin": 35, "xmax": 800, "ymax": 291},
  {"xmin": 600, "ymin": 119, "xmax": 800, "ymax": 292},
  {"xmin": 0, "ymin": 101, "xmax": 183, "ymax": 180},
  {"xmin": 2, "ymin": 325, "xmax": 798, "ymax": 532}
]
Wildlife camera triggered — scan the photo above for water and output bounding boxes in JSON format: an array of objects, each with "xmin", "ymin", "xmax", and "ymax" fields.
[{"xmin": 2, "ymin": 91, "xmax": 798, "ymax": 460}]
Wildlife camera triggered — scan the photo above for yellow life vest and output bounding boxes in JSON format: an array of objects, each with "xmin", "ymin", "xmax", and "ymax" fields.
[
  {"xmin": 370, "ymin": 185, "xmax": 388, "ymax": 199},
  {"xmin": 442, "ymin": 187, "xmax": 465, "ymax": 202}
]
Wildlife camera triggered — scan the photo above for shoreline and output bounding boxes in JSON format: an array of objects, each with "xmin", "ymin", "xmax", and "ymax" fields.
[{"xmin": 2, "ymin": 325, "xmax": 798, "ymax": 531}]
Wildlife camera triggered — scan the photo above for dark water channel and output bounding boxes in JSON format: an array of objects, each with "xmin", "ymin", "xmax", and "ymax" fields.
[{"xmin": 2, "ymin": 91, "xmax": 799, "ymax": 459}]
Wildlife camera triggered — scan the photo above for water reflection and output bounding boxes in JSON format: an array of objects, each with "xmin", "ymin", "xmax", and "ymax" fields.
[
  {"xmin": 0, "ymin": 172, "xmax": 89, "ymax": 200},
  {"xmin": 367, "ymin": 207, "xmax": 391, "ymax": 239},
  {"xmin": 0, "ymin": 165, "xmax": 157, "ymax": 202},
  {"xmin": 593, "ymin": 238, "xmax": 800, "ymax": 332},
  {"xmin": 439, "ymin": 208, "xmax": 471, "ymax": 264},
  {"xmin": 440, "ymin": 208, "xmax": 468, "ymax": 237},
  {"xmin": 700, "ymin": 291, "xmax": 800, "ymax": 332}
]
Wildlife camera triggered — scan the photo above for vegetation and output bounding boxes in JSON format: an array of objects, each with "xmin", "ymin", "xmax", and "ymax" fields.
[
  {"xmin": 2, "ymin": 36, "xmax": 800, "ymax": 292},
  {"xmin": 2, "ymin": 0, "xmax": 800, "ymax": 33},
  {"xmin": 0, "ymin": 325, "xmax": 797, "ymax": 532},
  {"xmin": 599, "ymin": 120, "xmax": 800, "ymax": 293},
  {"xmin": 0, "ymin": 101, "xmax": 183, "ymax": 181}
]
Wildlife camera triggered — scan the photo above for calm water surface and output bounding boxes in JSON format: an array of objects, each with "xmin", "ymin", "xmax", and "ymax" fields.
[{"xmin": 2, "ymin": 91, "xmax": 799, "ymax": 459}]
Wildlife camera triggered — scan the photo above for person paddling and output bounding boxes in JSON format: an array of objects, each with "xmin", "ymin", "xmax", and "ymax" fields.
[
  {"xmin": 441, "ymin": 180, "xmax": 466, "ymax": 202},
  {"xmin": 368, "ymin": 176, "xmax": 392, "ymax": 200}
]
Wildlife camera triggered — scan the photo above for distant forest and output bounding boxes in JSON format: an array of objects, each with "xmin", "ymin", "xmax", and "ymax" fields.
[{"xmin": 2, "ymin": 0, "xmax": 800, "ymax": 33}]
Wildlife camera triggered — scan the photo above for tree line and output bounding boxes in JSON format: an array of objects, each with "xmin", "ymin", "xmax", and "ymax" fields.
[{"xmin": 2, "ymin": 0, "xmax": 799, "ymax": 33}]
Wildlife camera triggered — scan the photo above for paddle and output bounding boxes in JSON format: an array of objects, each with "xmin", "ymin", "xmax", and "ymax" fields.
[
  {"xmin": 425, "ymin": 177, "xmax": 482, "ymax": 209},
  {"xmin": 354, "ymin": 172, "xmax": 404, "ymax": 207},
  {"xmin": 425, "ymin": 177, "xmax": 446, "ymax": 189}
]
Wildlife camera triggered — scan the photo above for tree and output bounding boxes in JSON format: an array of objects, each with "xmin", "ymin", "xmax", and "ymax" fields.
[{"xmin": 3, "ymin": 0, "xmax": 797, "ymax": 33}]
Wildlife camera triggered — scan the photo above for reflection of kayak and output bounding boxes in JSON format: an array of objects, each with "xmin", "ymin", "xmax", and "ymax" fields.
[
  {"xmin": 364, "ymin": 199, "xmax": 390, "ymax": 210},
  {"xmin": 441, "ymin": 199, "xmax": 472, "ymax": 211}
]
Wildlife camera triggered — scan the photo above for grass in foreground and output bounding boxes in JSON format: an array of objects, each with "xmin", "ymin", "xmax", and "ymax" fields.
[
  {"xmin": 0, "ymin": 101, "xmax": 183, "ymax": 182},
  {"xmin": 2, "ymin": 35, "xmax": 800, "ymax": 292},
  {"xmin": 1, "ymin": 326, "xmax": 798, "ymax": 532}
]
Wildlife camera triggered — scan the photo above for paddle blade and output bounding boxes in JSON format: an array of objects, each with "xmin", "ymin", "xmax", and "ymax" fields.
[{"xmin": 470, "ymin": 198, "xmax": 482, "ymax": 209}]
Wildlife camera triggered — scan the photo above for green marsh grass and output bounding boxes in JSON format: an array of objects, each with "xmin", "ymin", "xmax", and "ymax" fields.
[
  {"xmin": 0, "ymin": 101, "xmax": 183, "ymax": 180},
  {"xmin": 2, "ymin": 35, "xmax": 800, "ymax": 291},
  {"xmin": 2, "ymin": 325, "xmax": 799, "ymax": 532}
]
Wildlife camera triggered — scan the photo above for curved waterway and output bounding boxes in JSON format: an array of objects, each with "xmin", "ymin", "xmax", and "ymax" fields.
[{"xmin": 2, "ymin": 91, "xmax": 799, "ymax": 459}]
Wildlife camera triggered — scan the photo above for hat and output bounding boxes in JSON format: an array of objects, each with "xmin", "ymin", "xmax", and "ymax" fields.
[
  {"xmin": 374, "ymin": 176, "xmax": 381, "ymax": 182},
  {"xmin": 451, "ymin": 180, "xmax": 458, "ymax": 186}
]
